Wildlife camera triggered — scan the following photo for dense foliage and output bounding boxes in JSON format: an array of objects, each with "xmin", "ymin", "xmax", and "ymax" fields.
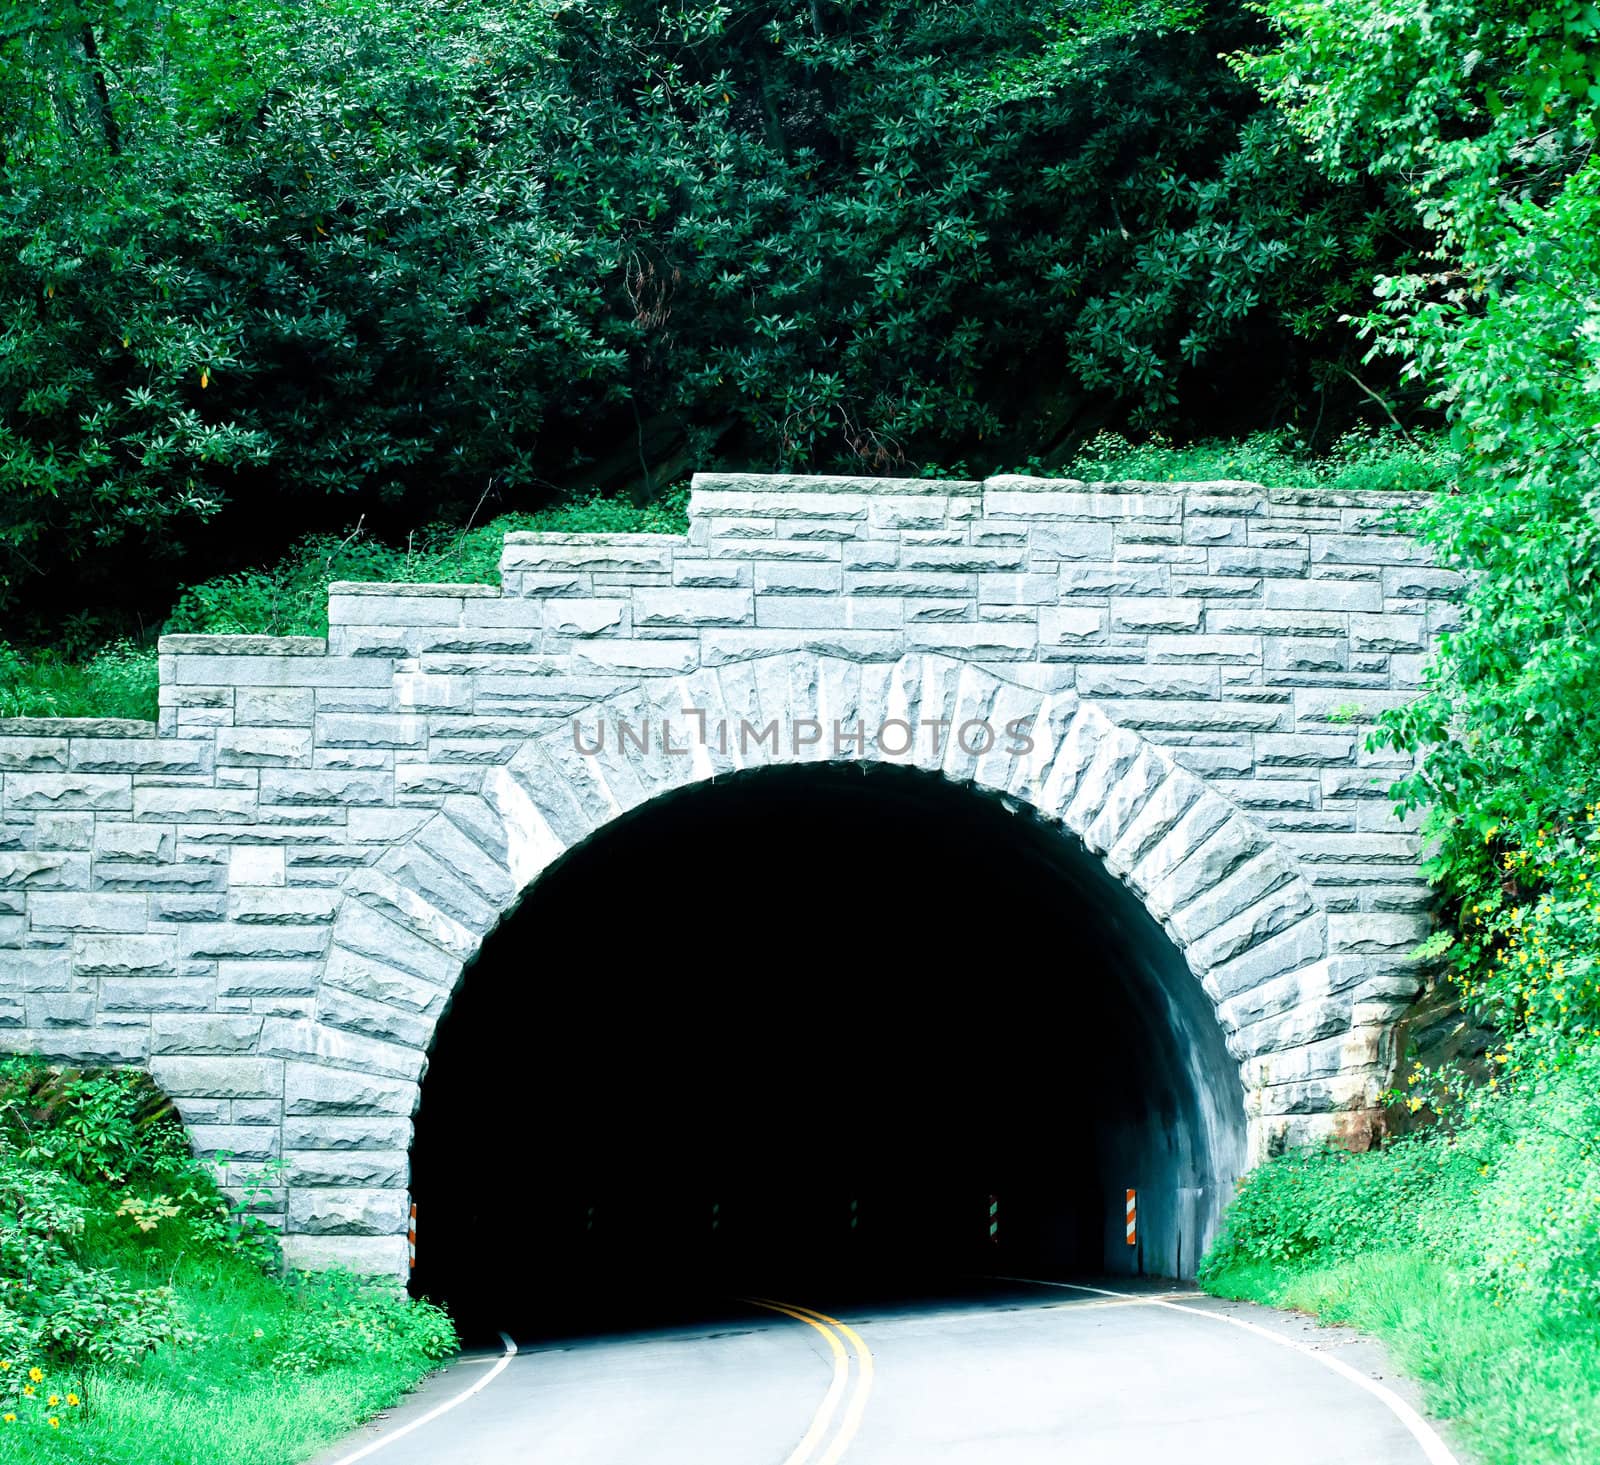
[
  {"xmin": 1195, "ymin": 3, "xmax": 1600, "ymax": 1456},
  {"xmin": 0, "ymin": 1059, "xmax": 455, "ymax": 1460},
  {"xmin": 1238, "ymin": 0, "xmax": 1600, "ymax": 1064},
  {"xmin": 1, "ymin": 0, "xmax": 1410, "ymax": 635},
  {"xmin": 1204, "ymin": 1045, "xmax": 1600, "ymax": 1317}
]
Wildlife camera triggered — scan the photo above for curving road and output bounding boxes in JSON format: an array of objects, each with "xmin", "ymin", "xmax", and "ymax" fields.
[{"xmin": 315, "ymin": 1277, "xmax": 1461, "ymax": 1465}]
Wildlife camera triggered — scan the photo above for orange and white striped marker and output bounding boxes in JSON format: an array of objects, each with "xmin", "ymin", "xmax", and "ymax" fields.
[
  {"xmin": 408, "ymin": 1202, "xmax": 417, "ymax": 1270},
  {"xmin": 1124, "ymin": 1189, "xmax": 1137, "ymax": 1247}
]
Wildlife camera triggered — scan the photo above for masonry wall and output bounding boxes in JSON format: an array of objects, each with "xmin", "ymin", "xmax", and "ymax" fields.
[{"xmin": 0, "ymin": 474, "xmax": 1458, "ymax": 1269}]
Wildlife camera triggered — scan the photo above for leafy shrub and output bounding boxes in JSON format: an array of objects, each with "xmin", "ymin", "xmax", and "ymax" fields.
[
  {"xmin": 0, "ymin": 1147, "xmax": 193, "ymax": 1368},
  {"xmin": 1203, "ymin": 1042, "xmax": 1600, "ymax": 1322},
  {"xmin": 1397, "ymin": 803, "xmax": 1600, "ymax": 1069},
  {"xmin": 1200, "ymin": 1135, "xmax": 1475, "ymax": 1274},
  {"xmin": 272, "ymin": 1272, "xmax": 457, "ymax": 1375},
  {"xmin": 29, "ymin": 1266, "xmax": 195, "ymax": 1368},
  {"xmin": 1, "ymin": 1061, "xmax": 194, "ymax": 1190},
  {"xmin": 0, "ymin": 1305, "xmax": 37, "ymax": 1367},
  {"xmin": 0, "ymin": 1061, "xmax": 272, "ymax": 1370},
  {"xmin": 1445, "ymin": 1047, "xmax": 1600, "ymax": 1317},
  {"xmin": 1062, "ymin": 426, "xmax": 1453, "ymax": 493},
  {"xmin": 0, "ymin": 1053, "xmax": 457, "ymax": 1454}
]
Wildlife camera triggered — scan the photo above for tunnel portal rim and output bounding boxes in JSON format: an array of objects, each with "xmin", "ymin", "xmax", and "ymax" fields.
[{"xmin": 281, "ymin": 651, "xmax": 1334, "ymax": 1272}]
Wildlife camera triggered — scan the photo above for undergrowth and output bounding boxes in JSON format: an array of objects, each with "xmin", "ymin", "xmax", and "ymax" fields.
[
  {"xmin": 0, "ymin": 1058, "xmax": 455, "ymax": 1465},
  {"xmin": 1200, "ymin": 1042, "xmax": 1600, "ymax": 1463}
]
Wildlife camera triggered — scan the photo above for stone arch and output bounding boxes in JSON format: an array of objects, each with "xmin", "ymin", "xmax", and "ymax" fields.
[{"xmin": 278, "ymin": 651, "xmax": 1338, "ymax": 1271}]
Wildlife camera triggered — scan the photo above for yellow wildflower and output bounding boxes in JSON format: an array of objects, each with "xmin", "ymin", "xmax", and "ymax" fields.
[{"xmin": 67, "ymin": 1394, "xmax": 80, "ymax": 1407}]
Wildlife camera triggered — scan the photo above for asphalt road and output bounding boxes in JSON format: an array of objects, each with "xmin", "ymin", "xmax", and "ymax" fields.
[{"xmin": 314, "ymin": 1276, "xmax": 1460, "ymax": 1465}]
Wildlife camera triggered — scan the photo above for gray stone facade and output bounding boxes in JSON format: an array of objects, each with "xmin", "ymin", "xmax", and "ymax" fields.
[{"xmin": 0, "ymin": 473, "xmax": 1455, "ymax": 1276}]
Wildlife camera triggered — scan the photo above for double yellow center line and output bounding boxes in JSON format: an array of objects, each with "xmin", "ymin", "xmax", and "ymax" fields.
[{"xmin": 743, "ymin": 1297, "xmax": 874, "ymax": 1465}]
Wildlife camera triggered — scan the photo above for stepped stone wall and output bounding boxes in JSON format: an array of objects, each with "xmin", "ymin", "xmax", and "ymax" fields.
[{"xmin": 0, "ymin": 473, "xmax": 1458, "ymax": 1275}]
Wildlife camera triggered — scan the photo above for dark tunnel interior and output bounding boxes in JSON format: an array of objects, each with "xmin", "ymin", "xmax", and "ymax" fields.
[{"xmin": 409, "ymin": 763, "xmax": 1246, "ymax": 1341}]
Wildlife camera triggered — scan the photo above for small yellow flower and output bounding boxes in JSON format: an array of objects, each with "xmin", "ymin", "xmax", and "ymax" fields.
[
  {"xmin": 22, "ymin": 1385, "xmax": 34, "ymax": 1397},
  {"xmin": 28, "ymin": 1367, "xmax": 42, "ymax": 1383},
  {"xmin": 2, "ymin": 1413, "xmax": 14, "ymax": 1424},
  {"xmin": 0, "ymin": 1360, "xmax": 9, "ymax": 1370},
  {"xmin": 48, "ymin": 1394, "xmax": 59, "ymax": 1407},
  {"xmin": 67, "ymin": 1393, "xmax": 80, "ymax": 1407},
  {"xmin": 49, "ymin": 1416, "xmax": 59, "ymax": 1429}
]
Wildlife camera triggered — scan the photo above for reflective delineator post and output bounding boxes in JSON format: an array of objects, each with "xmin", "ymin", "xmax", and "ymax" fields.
[
  {"xmin": 989, "ymin": 1194, "xmax": 999, "ymax": 1245},
  {"xmin": 1125, "ymin": 1189, "xmax": 1137, "ymax": 1247},
  {"xmin": 408, "ymin": 1202, "xmax": 417, "ymax": 1271}
]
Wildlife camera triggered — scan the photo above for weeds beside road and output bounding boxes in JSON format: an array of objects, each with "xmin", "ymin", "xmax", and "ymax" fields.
[{"xmin": 0, "ymin": 1059, "xmax": 455, "ymax": 1465}]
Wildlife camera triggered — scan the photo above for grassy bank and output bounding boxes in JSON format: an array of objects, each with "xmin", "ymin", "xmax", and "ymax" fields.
[
  {"xmin": 1199, "ymin": 1042, "xmax": 1600, "ymax": 1464},
  {"xmin": 1205, "ymin": 1254, "xmax": 1600, "ymax": 1464},
  {"xmin": 0, "ymin": 490, "xmax": 691, "ymax": 722},
  {"xmin": 0, "ymin": 1060, "xmax": 455, "ymax": 1465},
  {"xmin": 5, "ymin": 1261, "xmax": 452, "ymax": 1465}
]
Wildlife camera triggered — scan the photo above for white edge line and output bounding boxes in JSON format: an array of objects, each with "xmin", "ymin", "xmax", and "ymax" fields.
[
  {"xmin": 987, "ymin": 1275, "xmax": 1461, "ymax": 1465},
  {"xmin": 324, "ymin": 1330, "xmax": 519, "ymax": 1465}
]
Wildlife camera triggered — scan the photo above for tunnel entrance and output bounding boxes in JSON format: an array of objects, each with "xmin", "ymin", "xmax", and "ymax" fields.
[{"xmin": 410, "ymin": 763, "xmax": 1246, "ymax": 1338}]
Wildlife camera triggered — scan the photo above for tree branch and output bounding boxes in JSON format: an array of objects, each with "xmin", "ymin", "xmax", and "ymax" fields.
[{"xmin": 76, "ymin": 22, "xmax": 120, "ymax": 154}]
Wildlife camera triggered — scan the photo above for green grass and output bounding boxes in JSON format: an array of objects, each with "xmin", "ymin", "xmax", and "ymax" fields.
[
  {"xmin": 0, "ymin": 642, "xmax": 159, "ymax": 722},
  {"xmin": 6, "ymin": 1246, "xmax": 445, "ymax": 1465},
  {"xmin": 1204, "ymin": 1252, "xmax": 1600, "ymax": 1465},
  {"xmin": 0, "ymin": 1062, "xmax": 456, "ymax": 1465},
  {"xmin": 5, "ymin": 1264, "xmax": 446, "ymax": 1465}
]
